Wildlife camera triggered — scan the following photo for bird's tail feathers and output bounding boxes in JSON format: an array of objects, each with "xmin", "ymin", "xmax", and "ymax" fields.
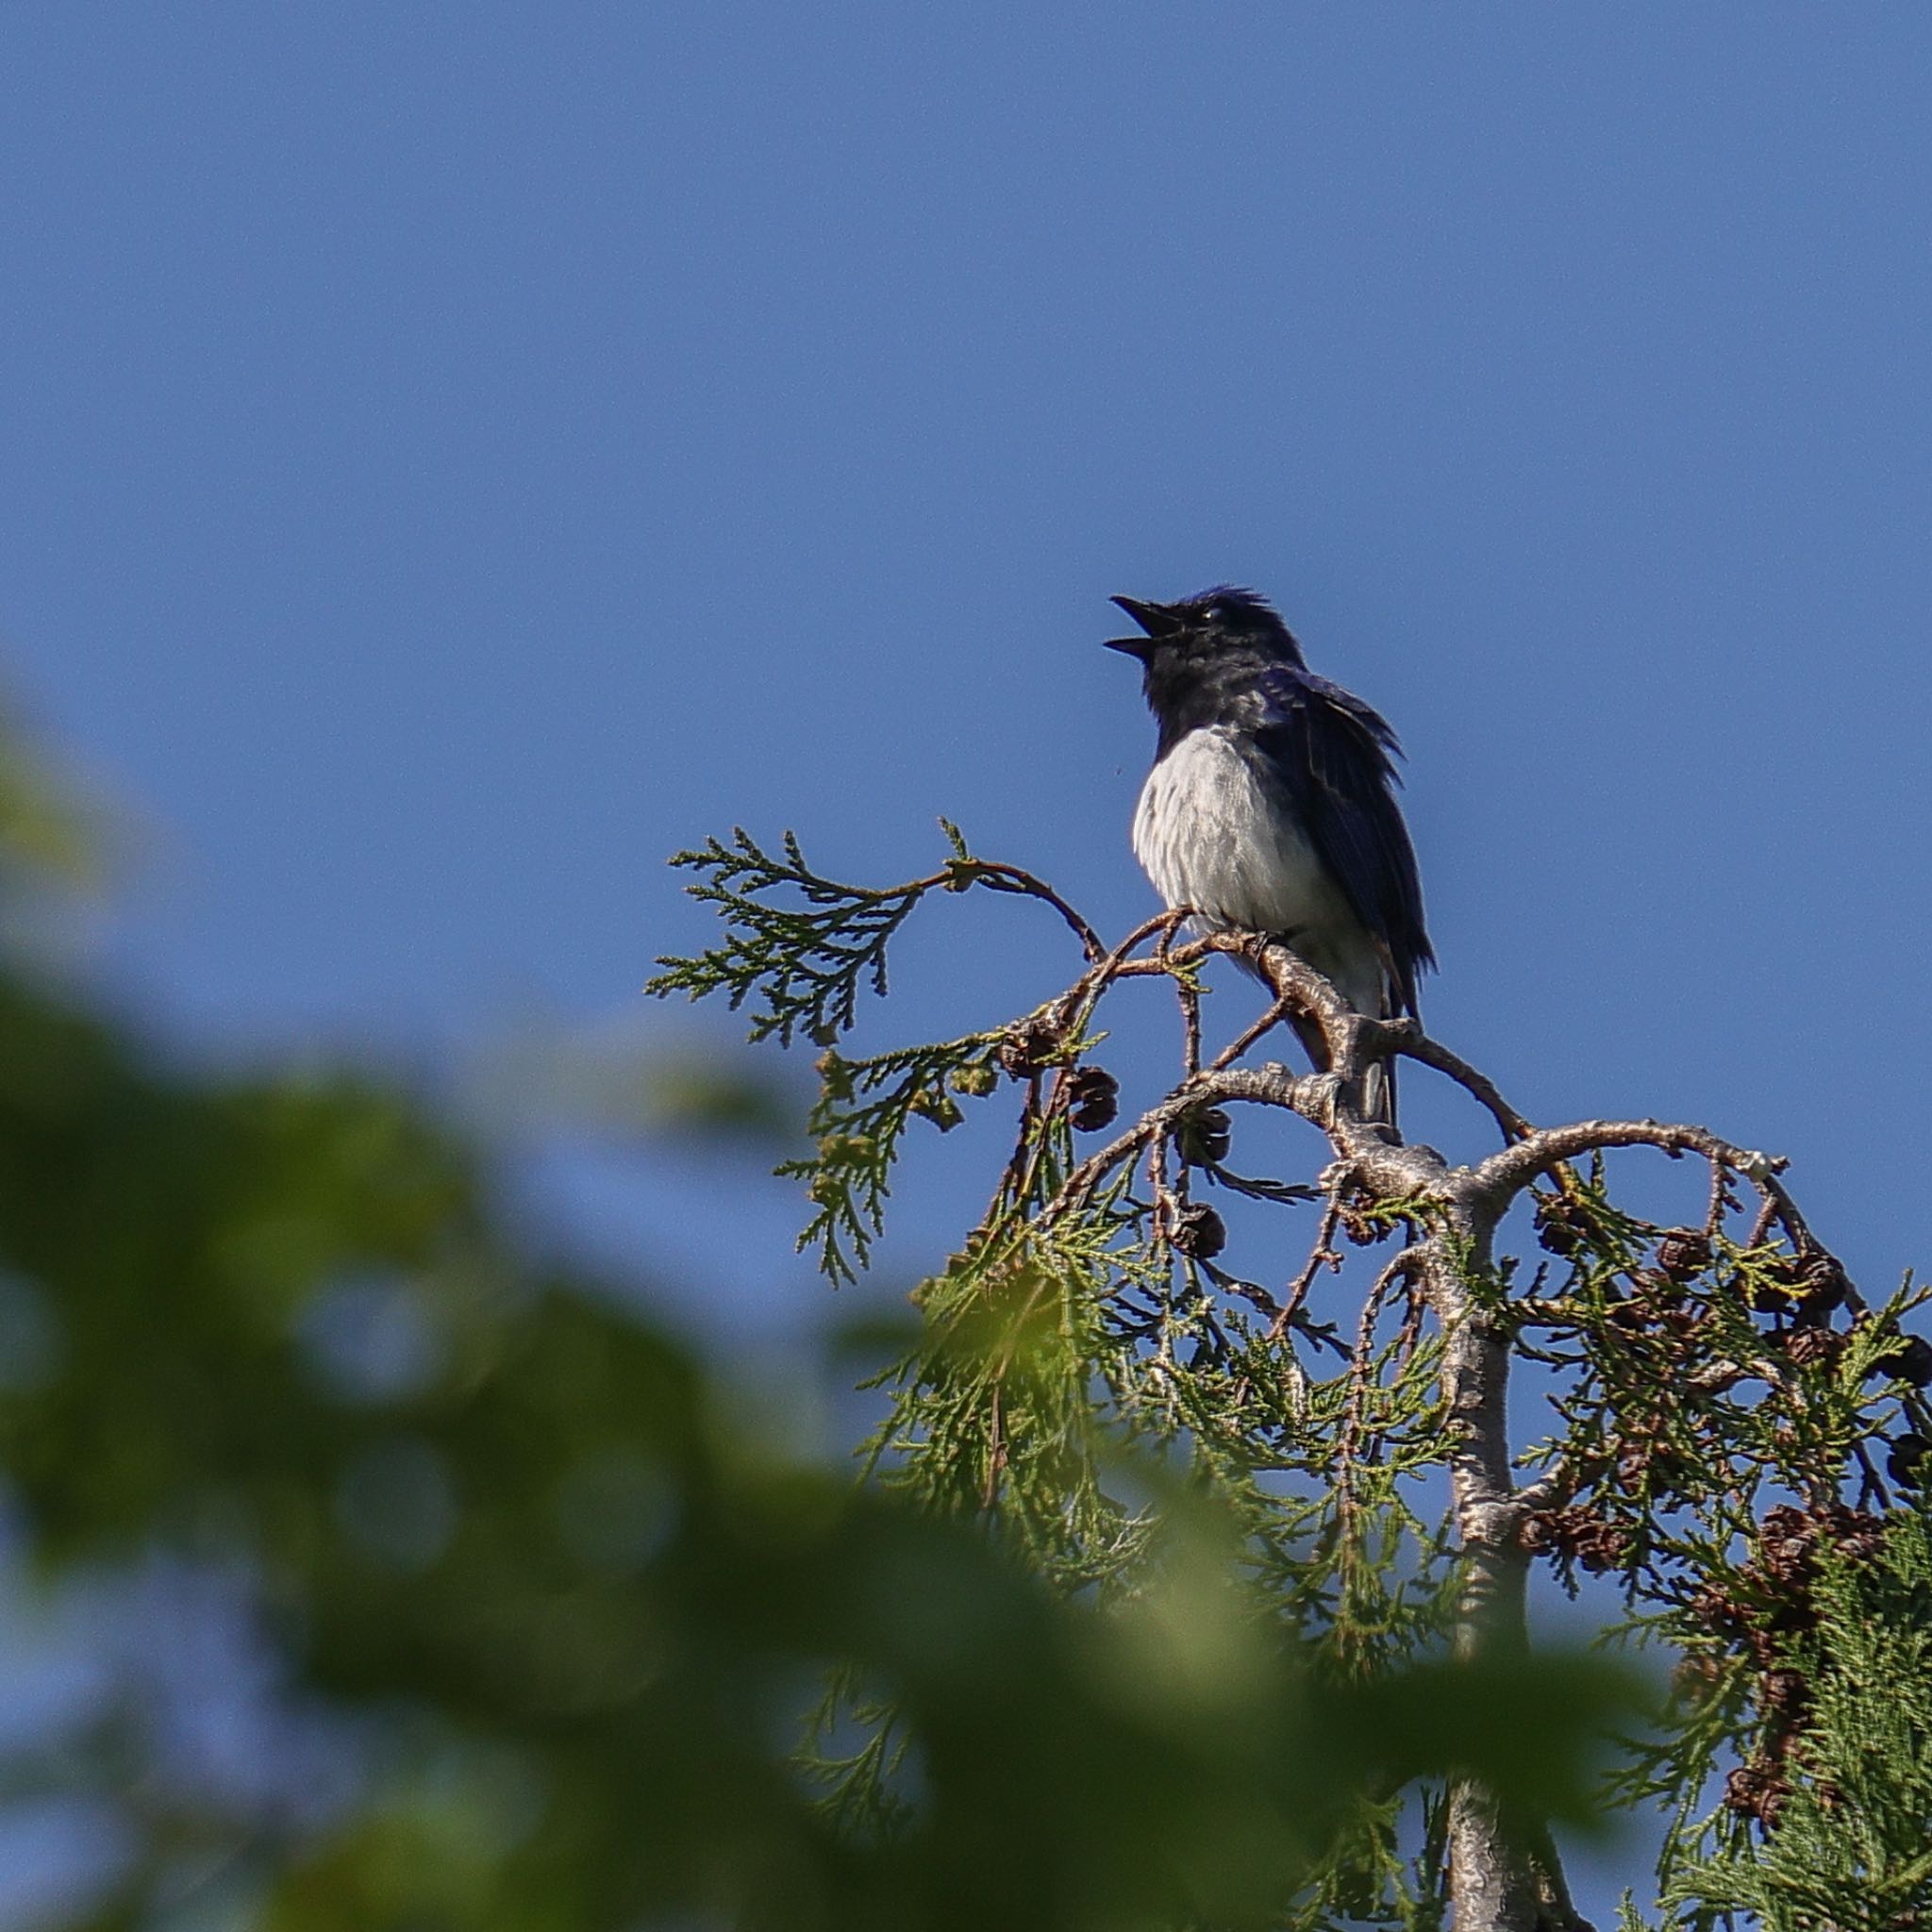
[{"xmin": 1360, "ymin": 1057, "xmax": 1398, "ymax": 1135}]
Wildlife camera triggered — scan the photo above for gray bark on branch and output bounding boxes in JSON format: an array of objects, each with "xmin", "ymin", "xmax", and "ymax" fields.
[{"xmin": 1039, "ymin": 925, "xmax": 1843, "ymax": 1931}]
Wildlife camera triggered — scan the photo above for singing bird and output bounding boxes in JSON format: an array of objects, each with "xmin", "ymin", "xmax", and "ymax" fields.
[{"xmin": 1105, "ymin": 587, "xmax": 1433, "ymax": 1128}]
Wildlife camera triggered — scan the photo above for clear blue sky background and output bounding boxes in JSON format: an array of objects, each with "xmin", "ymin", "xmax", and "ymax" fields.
[{"xmin": 0, "ymin": 5, "xmax": 1928, "ymax": 1921}]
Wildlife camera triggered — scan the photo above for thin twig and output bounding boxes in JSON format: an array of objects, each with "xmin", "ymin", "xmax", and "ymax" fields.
[
  {"xmin": 955, "ymin": 858, "xmax": 1108, "ymax": 962},
  {"xmin": 1210, "ymin": 995, "xmax": 1292, "ymax": 1072},
  {"xmin": 1336, "ymin": 1247, "xmax": 1424, "ymax": 1587},
  {"xmin": 1269, "ymin": 1195, "xmax": 1345, "ymax": 1342},
  {"xmin": 1372, "ymin": 1018, "xmax": 1533, "ymax": 1141}
]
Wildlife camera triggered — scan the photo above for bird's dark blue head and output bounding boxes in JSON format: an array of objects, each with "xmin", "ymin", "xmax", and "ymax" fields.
[{"xmin": 1105, "ymin": 587, "xmax": 1307, "ymax": 741}]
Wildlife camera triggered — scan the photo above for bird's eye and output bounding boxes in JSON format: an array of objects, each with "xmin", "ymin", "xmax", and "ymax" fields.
[{"xmin": 1201, "ymin": 604, "xmax": 1222, "ymax": 624}]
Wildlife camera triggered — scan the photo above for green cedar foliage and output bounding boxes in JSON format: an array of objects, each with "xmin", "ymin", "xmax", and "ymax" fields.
[
  {"xmin": 1647, "ymin": 1505, "xmax": 1932, "ymax": 1928},
  {"xmin": 0, "ymin": 737, "xmax": 1619, "ymax": 1931},
  {"xmin": 658, "ymin": 822, "xmax": 1932, "ymax": 1929}
]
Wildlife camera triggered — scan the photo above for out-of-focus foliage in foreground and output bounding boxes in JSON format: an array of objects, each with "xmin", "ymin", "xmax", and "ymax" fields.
[{"xmin": 0, "ymin": 729, "xmax": 1620, "ymax": 1930}]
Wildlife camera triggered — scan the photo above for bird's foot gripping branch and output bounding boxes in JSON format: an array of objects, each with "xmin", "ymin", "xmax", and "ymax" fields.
[{"xmin": 653, "ymin": 823, "xmax": 1932, "ymax": 1932}]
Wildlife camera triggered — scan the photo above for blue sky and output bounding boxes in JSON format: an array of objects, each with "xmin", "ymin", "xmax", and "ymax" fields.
[
  {"xmin": 3, "ymin": 4, "xmax": 1924, "ymax": 1300},
  {"xmin": 0, "ymin": 5, "xmax": 1928, "ymax": 1915}
]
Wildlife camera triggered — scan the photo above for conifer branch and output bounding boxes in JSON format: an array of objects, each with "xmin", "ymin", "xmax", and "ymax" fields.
[
  {"xmin": 656, "ymin": 829, "xmax": 1932, "ymax": 1932},
  {"xmin": 649, "ymin": 823, "xmax": 1105, "ymax": 1048}
]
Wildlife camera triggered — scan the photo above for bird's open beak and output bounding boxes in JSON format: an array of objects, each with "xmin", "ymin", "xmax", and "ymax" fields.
[{"xmin": 1103, "ymin": 594, "xmax": 1180, "ymax": 658}]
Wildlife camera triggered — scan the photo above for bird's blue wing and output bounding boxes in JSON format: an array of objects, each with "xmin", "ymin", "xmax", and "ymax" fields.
[{"xmin": 1253, "ymin": 665, "xmax": 1435, "ymax": 1012}]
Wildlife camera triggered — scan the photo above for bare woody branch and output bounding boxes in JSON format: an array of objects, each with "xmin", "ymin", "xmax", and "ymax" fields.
[{"xmin": 663, "ymin": 834, "xmax": 1904, "ymax": 1932}]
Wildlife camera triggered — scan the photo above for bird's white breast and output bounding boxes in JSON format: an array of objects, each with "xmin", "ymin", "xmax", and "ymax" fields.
[{"xmin": 1132, "ymin": 726, "xmax": 1381, "ymax": 1008}]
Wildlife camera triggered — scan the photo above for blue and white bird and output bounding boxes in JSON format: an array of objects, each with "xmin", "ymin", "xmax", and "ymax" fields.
[{"xmin": 1105, "ymin": 587, "xmax": 1434, "ymax": 1127}]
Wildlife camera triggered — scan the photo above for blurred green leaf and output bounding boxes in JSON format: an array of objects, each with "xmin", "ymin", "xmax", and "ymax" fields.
[
  {"xmin": 0, "ymin": 720, "xmax": 1637, "ymax": 1932},
  {"xmin": 466, "ymin": 1023, "xmax": 805, "ymax": 1152}
]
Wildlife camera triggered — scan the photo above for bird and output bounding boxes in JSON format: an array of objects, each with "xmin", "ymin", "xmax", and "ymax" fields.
[{"xmin": 1104, "ymin": 586, "xmax": 1433, "ymax": 1129}]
